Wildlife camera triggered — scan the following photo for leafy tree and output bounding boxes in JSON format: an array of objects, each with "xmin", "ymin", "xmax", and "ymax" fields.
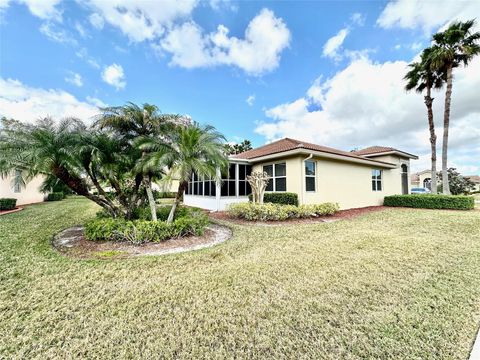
[
  {"xmin": 437, "ymin": 168, "xmax": 475, "ymax": 195},
  {"xmin": 95, "ymin": 102, "xmax": 180, "ymax": 221},
  {"xmin": 429, "ymin": 20, "xmax": 480, "ymax": 194},
  {"xmin": 139, "ymin": 123, "xmax": 228, "ymax": 223},
  {"xmin": 225, "ymin": 139, "xmax": 253, "ymax": 155},
  {"xmin": 404, "ymin": 47, "xmax": 445, "ymax": 194}
]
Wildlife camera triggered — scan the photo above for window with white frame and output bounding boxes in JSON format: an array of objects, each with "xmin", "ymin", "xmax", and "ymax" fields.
[
  {"xmin": 305, "ymin": 160, "xmax": 316, "ymax": 192},
  {"xmin": 263, "ymin": 163, "xmax": 286, "ymax": 192},
  {"xmin": 371, "ymin": 169, "xmax": 382, "ymax": 191}
]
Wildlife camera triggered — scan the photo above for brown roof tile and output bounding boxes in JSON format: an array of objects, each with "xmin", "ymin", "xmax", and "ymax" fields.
[
  {"xmin": 466, "ymin": 175, "xmax": 480, "ymax": 184},
  {"xmin": 353, "ymin": 146, "xmax": 396, "ymax": 155}
]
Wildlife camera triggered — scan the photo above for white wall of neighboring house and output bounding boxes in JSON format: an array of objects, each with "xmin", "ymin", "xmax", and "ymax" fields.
[{"xmin": 0, "ymin": 174, "xmax": 45, "ymax": 206}]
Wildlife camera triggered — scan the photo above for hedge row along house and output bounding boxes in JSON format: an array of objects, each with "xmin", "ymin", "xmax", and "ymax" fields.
[{"xmin": 183, "ymin": 138, "xmax": 418, "ymax": 211}]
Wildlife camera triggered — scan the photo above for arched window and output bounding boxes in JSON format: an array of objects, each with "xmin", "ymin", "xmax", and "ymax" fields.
[
  {"xmin": 401, "ymin": 164, "xmax": 408, "ymax": 194},
  {"xmin": 423, "ymin": 178, "xmax": 432, "ymax": 190}
]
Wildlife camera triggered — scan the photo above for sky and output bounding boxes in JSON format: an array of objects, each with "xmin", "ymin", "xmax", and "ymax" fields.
[{"xmin": 0, "ymin": 0, "xmax": 479, "ymax": 175}]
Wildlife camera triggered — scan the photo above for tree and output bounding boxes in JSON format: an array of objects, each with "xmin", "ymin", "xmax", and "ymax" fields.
[
  {"xmin": 404, "ymin": 47, "xmax": 445, "ymax": 194},
  {"xmin": 247, "ymin": 171, "xmax": 270, "ymax": 204},
  {"xmin": 139, "ymin": 122, "xmax": 228, "ymax": 223},
  {"xmin": 95, "ymin": 102, "xmax": 179, "ymax": 221},
  {"xmin": 437, "ymin": 168, "xmax": 475, "ymax": 195},
  {"xmin": 225, "ymin": 139, "xmax": 253, "ymax": 155},
  {"xmin": 429, "ymin": 20, "xmax": 480, "ymax": 194}
]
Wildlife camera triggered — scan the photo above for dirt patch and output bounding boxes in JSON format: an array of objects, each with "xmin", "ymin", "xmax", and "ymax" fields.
[
  {"xmin": 52, "ymin": 224, "xmax": 232, "ymax": 259},
  {"xmin": 209, "ymin": 206, "xmax": 389, "ymax": 226}
]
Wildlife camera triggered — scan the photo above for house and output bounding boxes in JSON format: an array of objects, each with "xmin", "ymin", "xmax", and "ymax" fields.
[
  {"xmin": 0, "ymin": 171, "xmax": 45, "ymax": 206},
  {"xmin": 411, "ymin": 169, "xmax": 436, "ymax": 189},
  {"xmin": 183, "ymin": 138, "xmax": 417, "ymax": 211},
  {"xmin": 465, "ymin": 175, "xmax": 480, "ymax": 192}
]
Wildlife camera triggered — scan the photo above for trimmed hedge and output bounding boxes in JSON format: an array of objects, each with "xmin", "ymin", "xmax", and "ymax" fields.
[
  {"xmin": 0, "ymin": 198, "xmax": 17, "ymax": 210},
  {"xmin": 248, "ymin": 192, "xmax": 299, "ymax": 206},
  {"xmin": 384, "ymin": 194, "xmax": 474, "ymax": 210},
  {"xmin": 132, "ymin": 205, "xmax": 190, "ymax": 221},
  {"xmin": 228, "ymin": 202, "xmax": 339, "ymax": 221},
  {"xmin": 46, "ymin": 192, "xmax": 64, "ymax": 201},
  {"xmin": 84, "ymin": 212, "xmax": 209, "ymax": 244}
]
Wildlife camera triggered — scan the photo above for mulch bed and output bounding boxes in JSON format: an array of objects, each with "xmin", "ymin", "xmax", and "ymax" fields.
[
  {"xmin": 0, "ymin": 207, "xmax": 23, "ymax": 216},
  {"xmin": 209, "ymin": 206, "xmax": 389, "ymax": 226},
  {"xmin": 52, "ymin": 224, "xmax": 232, "ymax": 259}
]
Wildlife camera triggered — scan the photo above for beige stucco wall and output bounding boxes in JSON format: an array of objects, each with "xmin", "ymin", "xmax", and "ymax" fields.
[
  {"xmin": 0, "ymin": 175, "xmax": 45, "ymax": 205},
  {"xmin": 252, "ymin": 154, "xmax": 411, "ymax": 210}
]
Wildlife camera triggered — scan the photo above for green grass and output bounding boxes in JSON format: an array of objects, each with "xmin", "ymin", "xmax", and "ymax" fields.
[{"xmin": 1, "ymin": 197, "xmax": 479, "ymax": 359}]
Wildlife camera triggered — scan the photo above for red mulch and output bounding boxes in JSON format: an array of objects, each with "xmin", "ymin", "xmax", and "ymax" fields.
[
  {"xmin": 209, "ymin": 206, "xmax": 388, "ymax": 225},
  {"xmin": 0, "ymin": 207, "xmax": 23, "ymax": 216}
]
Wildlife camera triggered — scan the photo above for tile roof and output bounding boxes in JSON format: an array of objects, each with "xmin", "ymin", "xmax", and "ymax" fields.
[
  {"xmin": 466, "ymin": 175, "xmax": 480, "ymax": 184},
  {"xmin": 231, "ymin": 138, "xmax": 395, "ymax": 165},
  {"xmin": 352, "ymin": 146, "xmax": 397, "ymax": 155}
]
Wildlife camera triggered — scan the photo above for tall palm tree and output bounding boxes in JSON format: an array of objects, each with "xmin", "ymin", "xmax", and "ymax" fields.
[
  {"xmin": 429, "ymin": 19, "xmax": 480, "ymax": 194},
  {"xmin": 96, "ymin": 102, "xmax": 179, "ymax": 221},
  {"xmin": 404, "ymin": 47, "xmax": 445, "ymax": 194},
  {"xmin": 139, "ymin": 123, "xmax": 228, "ymax": 223}
]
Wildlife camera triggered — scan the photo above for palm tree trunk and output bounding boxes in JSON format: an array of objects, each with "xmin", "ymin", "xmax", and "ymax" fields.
[
  {"xmin": 424, "ymin": 87, "xmax": 437, "ymax": 194},
  {"xmin": 167, "ymin": 181, "xmax": 187, "ymax": 224},
  {"xmin": 144, "ymin": 174, "xmax": 157, "ymax": 221},
  {"xmin": 441, "ymin": 65, "xmax": 453, "ymax": 195}
]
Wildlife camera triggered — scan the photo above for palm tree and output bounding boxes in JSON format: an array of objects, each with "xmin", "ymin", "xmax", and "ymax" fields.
[
  {"xmin": 139, "ymin": 123, "xmax": 228, "ymax": 223},
  {"xmin": 428, "ymin": 19, "xmax": 480, "ymax": 194},
  {"xmin": 404, "ymin": 47, "xmax": 445, "ymax": 194},
  {"xmin": 96, "ymin": 102, "xmax": 179, "ymax": 221}
]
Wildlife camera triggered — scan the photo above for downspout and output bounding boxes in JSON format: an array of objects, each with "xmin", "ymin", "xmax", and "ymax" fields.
[{"xmin": 301, "ymin": 154, "xmax": 313, "ymax": 205}]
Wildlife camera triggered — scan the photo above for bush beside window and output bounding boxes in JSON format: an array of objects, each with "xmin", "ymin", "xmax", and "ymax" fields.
[
  {"xmin": 46, "ymin": 192, "xmax": 64, "ymax": 201},
  {"xmin": 248, "ymin": 192, "xmax": 299, "ymax": 206},
  {"xmin": 384, "ymin": 194, "xmax": 474, "ymax": 210},
  {"xmin": 84, "ymin": 212, "xmax": 209, "ymax": 244},
  {"xmin": 228, "ymin": 202, "xmax": 339, "ymax": 221},
  {"xmin": 0, "ymin": 198, "xmax": 17, "ymax": 210}
]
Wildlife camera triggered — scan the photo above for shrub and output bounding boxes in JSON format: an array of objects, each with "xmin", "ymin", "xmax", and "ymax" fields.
[
  {"xmin": 0, "ymin": 198, "xmax": 17, "ymax": 210},
  {"xmin": 46, "ymin": 192, "xmax": 64, "ymax": 201},
  {"xmin": 228, "ymin": 202, "xmax": 339, "ymax": 221},
  {"xmin": 153, "ymin": 191, "xmax": 179, "ymax": 199},
  {"xmin": 132, "ymin": 205, "xmax": 191, "ymax": 221},
  {"xmin": 84, "ymin": 212, "xmax": 209, "ymax": 244},
  {"xmin": 384, "ymin": 194, "xmax": 474, "ymax": 210},
  {"xmin": 248, "ymin": 192, "xmax": 299, "ymax": 206}
]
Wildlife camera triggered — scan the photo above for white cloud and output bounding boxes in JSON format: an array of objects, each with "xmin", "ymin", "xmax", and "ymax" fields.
[
  {"xmin": 83, "ymin": 0, "xmax": 197, "ymax": 42},
  {"xmin": 159, "ymin": 8, "xmax": 291, "ymax": 75},
  {"xmin": 377, "ymin": 0, "xmax": 480, "ymax": 33},
  {"xmin": 65, "ymin": 72, "xmax": 83, "ymax": 87},
  {"xmin": 101, "ymin": 63, "xmax": 126, "ymax": 90},
  {"xmin": 322, "ymin": 28, "xmax": 349, "ymax": 61},
  {"xmin": 18, "ymin": 0, "xmax": 62, "ymax": 21},
  {"xmin": 255, "ymin": 56, "xmax": 480, "ymax": 175},
  {"xmin": 246, "ymin": 95, "xmax": 255, "ymax": 106},
  {"xmin": 0, "ymin": 78, "xmax": 100, "ymax": 123},
  {"xmin": 350, "ymin": 13, "xmax": 365, "ymax": 26},
  {"xmin": 75, "ymin": 21, "xmax": 87, "ymax": 38},
  {"xmin": 86, "ymin": 96, "xmax": 106, "ymax": 108},
  {"xmin": 39, "ymin": 22, "xmax": 77, "ymax": 44},
  {"xmin": 88, "ymin": 12, "xmax": 104, "ymax": 30}
]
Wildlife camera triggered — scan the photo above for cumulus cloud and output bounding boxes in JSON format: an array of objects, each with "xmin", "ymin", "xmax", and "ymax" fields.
[
  {"xmin": 377, "ymin": 0, "xmax": 480, "ymax": 33},
  {"xmin": 101, "ymin": 63, "xmax": 126, "ymax": 90},
  {"xmin": 255, "ymin": 56, "xmax": 480, "ymax": 174},
  {"xmin": 246, "ymin": 95, "xmax": 255, "ymax": 106},
  {"xmin": 322, "ymin": 28, "xmax": 349, "ymax": 61},
  {"xmin": 159, "ymin": 8, "xmax": 290, "ymax": 75},
  {"xmin": 0, "ymin": 78, "xmax": 100, "ymax": 123},
  {"xmin": 65, "ymin": 72, "xmax": 83, "ymax": 87},
  {"xmin": 16, "ymin": 0, "xmax": 62, "ymax": 21},
  {"xmin": 82, "ymin": 0, "xmax": 197, "ymax": 42}
]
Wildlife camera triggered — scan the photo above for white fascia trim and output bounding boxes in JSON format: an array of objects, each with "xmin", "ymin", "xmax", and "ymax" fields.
[{"xmin": 361, "ymin": 150, "xmax": 418, "ymax": 160}]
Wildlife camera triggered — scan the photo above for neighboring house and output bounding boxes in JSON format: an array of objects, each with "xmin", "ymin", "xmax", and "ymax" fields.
[
  {"xmin": 465, "ymin": 175, "xmax": 480, "ymax": 192},
  {"xmin": 410, "ymin": 169, "xmax": 437, "ymax": 189},
  {"xmin": 0, "ymin": 171, "xmax": 45, "ymax": 206},
  {"xmin": 183, "ymin": 138, "xmax": 417, "ymax": 211}
]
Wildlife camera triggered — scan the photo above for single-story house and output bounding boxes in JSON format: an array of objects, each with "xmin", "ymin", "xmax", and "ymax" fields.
[
  {"xmin": 184, "ymin": 138, "xmax": 417, "ymax": 211},
  {"xmin": 465, "ymin": 175, "xmax": 480, "ymax": 192},
  {"xmin": 0, "ymin": 171, "xmax": 45, "ymax": 206}
]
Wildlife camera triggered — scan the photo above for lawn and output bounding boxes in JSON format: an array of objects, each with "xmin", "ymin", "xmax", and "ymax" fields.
[{"xmin": 1, "ymin": 197, "xmax": 479, "ymax": 359}]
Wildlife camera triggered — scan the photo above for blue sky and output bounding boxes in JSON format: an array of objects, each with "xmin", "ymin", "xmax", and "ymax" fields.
[{"xmin": 0, "ymin": 0, "xmax": 479, "ymax": 174}]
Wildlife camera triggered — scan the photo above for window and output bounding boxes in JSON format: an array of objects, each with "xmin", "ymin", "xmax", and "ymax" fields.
[
  {"xmin": 186, "ymin": 172, "xmax": 215, "ymax": 197},
  {"xmin": 263, "ymin": 162, "xmax": 287, "ymax": 192},
  {"xmin": 238, "ymin": 164, "xmax": 252, "ymax": 196},
  {"xmin": 371, "ymin": 169, "xmax": 382, "ymax": 191},
  {"xmin": 14, "ymin": 170, "xmax": 22, "ymax": 193},
  {"xmin": 221, "ymin": 164, "xmax": 236, "ymax": 197},
  {"xmin": 305, "ymin": 160, "xmax": 316, "ymax": 192}
]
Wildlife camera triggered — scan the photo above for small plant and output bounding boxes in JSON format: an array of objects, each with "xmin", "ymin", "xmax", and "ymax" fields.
[
  {"xmin": 228, "ymin": 202, "xmax": 339, "ymax": 221},
  {"xmin": 384, "ymin": 194, "xmax": 474, "ymax": 210},
  {"xmin": 46, "ymin": 192, "xmax": 64, "ymax": 201},
  {"xmin": 249, "ymin": 192, "xmax": 299, "ymax": 206},
  {"xmin": 0, "ymin": 198, "xmax": 17, "ymax": 210}
]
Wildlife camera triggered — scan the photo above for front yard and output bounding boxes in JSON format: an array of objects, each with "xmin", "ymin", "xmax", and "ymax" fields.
[{"xmin": 1, "ymin": 197, "xmax": 479, "ymax": 359}]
